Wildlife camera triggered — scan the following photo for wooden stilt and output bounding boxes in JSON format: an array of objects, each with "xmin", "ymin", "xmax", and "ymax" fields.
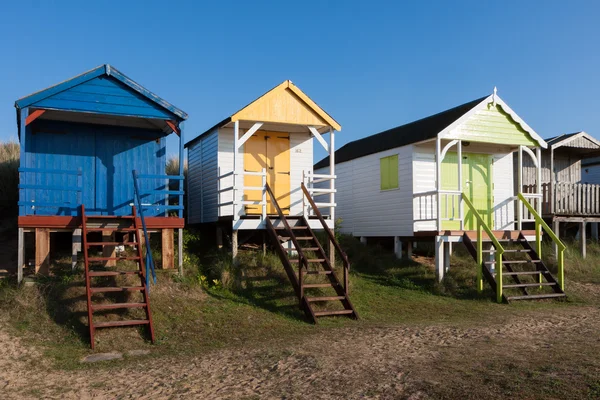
[
  {"xmin": 178, "ymin": 228, "xmax": 183, "ymax": 276},
  {"xmin": 553, "ymin": 219, "xmax": 560, "ymax": 258},
  {"xmin": 161, "ymin": 229, "xmax": 174, "ymax": 269},
  {"xmin": 232, "ymin": 229, "xmax": 239, "ymax": 265},
  {"xmin": 444, "ymin": 241, "xmax": 451, "ymax": 273},
  {"xmin": 448, "ymin": 241, "xmax": 453, "ymax": 256},
  {"xmin": 360, "ymin": 236, "xmax": 367, "ymax": 245},
  {"xmin": 35, "ymin": 228, "xmax": 50, "ymax": 275},
  {"xmin": 581, "ymin": 221, "xmax": 587, "ymax": 259},
  {"xmin": 407, "ymin": 241, "xmax": 413, "ymax": 259},
  {"xmin": 262, "ymin": 231, "xmax": 267, "ymax": 255},
  {"xmin": 102, "ymin": 231, "xmax": 116, "ymax": 267},
  {"xmin": 394, "ymin": 236, "xmax": 402, "ymax": 259},
  {"xmin": 329, "ymin": 237, "xmax": 336, "ymax": 266},
  {"xmin": 435, "ymin": 236, "xmax": 444, "ymax": 282},
  {"xmin": 72, "ymin": 228, "xmax": 81, "ymax": 271},
  {"xmin": 18, "ymin": 228, "xmax": 24, "ymax": 283}
]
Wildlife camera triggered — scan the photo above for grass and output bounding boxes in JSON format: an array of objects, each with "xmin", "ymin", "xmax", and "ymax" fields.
[{"xmin": 0, "ymin": 140, "xmax": 19, "ymax": 221}]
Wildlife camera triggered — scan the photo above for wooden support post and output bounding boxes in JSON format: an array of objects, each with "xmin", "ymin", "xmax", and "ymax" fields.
[
  {"xmin": 232, "ymin": 229, "xmax": 239, "ymax": 265},
  {"xmin": 103, "ymin": 231, "xmax": 116, "ymax": 267},
  {"xmin": 35, "ymin": 228, "xmax": 50, "ymax": 275},
  {"xmin": 360, "ymin": 236, "xmax": 367, "ymax": 245},
  {"xmin": 581, "ymin": 221, "xmax": 587, "ymax": 259},
  {"xmin": 553, "ymin": 219, "xmax": 560, "ymax": 258},
  {"xmin": 407, "ymin": 241, "xmax": 413, "ymax": 259},
  {"xmin": 262, "ymin": 231, "xmax": 267, "ymax": 256},
  {"xmin": 72, "ymin": 228, "xmax": 81, "ymax": 271},
  {"xmin": 17, "ymin": 228, "xmax": 24, "ymax": 283},
  {"xmin": 161, "ymin": 229, "xmax": 174, "ymax": 269},
  {"xmin": 329, "ymin": 238, "xmax": 336, "ymax": 266},
  {"xmin": 178, "ymin": 228, "xmax": 183, "ymax": 276},
  {"xmin": 435, "ymin": 236, "xmax": 444, "ymax": 282},
  {"xmin": 448, "ymin": 241, "xmax": 453, "ymax": 256},
  {"xmin": 444, "ymin": 241, "xmax": 451, "ymax": 273},
  {"xmin": 394, "ymin": 236, "xmax": 402, "ymax": 259}
]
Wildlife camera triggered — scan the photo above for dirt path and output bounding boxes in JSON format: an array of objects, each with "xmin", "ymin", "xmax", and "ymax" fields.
[{"xmin": 2, "ymin": 306, "xmax": 600, "ymax": 399}]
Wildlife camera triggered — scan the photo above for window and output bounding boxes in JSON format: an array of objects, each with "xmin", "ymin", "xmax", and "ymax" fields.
[{"xmin": 380, "ymin": 154, "xmax": 399, "ymax": 190}]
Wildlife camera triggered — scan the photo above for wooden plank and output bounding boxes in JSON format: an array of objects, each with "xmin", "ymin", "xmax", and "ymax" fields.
[
  {"xmin": 35, "ymin": 228, "xmax": 50, "ymax": 275},
  {"xmin": 18, "ymin": 228, "xmax": 24, "ymax": 283},
  {"xmin": 102, "ymin": 232, "xmax": 116, "ymax": 267},
  {"xmin": 19, "ymin": 216, "xmax": 184, "ymax": 229},
  {"xmin": 25, "ymin": 109, "xmax": 46, "ymax": 125},
  {"xmin": 161, "ymin": 229, "xmax": 174, "ymax": 269}
]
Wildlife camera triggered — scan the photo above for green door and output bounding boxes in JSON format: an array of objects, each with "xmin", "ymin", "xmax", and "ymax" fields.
[{"xmin": 441, "ymin": 152, "xmax": 493, "ymax": 230}]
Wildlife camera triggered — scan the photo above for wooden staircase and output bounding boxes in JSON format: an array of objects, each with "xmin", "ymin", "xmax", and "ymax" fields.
[
  {"xmin": 81, "ymin": 205, "xmax": 155, "ymax": 349},
  {"xmin": 264, "ymin": 183, "xmax": 358, "ymax": 323},
  {"xmin": 463, "ymin": 232, "xmax": 566, "ymax": 302}
]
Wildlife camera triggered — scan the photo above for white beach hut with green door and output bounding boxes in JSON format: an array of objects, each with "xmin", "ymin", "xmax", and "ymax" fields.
[{"xmin": 315, "ymin": 89, "xmax": 568, "ymax": 303}]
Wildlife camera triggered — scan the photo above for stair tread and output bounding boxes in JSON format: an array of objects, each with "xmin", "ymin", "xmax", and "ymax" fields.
[
  {"xmin": 303, "ymin": 283, "xmax": 337, "ymax": 288},
  {"xmin": 87, "ymin": 242, "xmax": 139, "ymax": 246},
  {"xmin": 306, "ymin": 296, "xmax": 345, "ymax": 302},
  {"xmin": 88, "ymin": 256, "xmax": 140, "ymax": 261},
  {"xmin": 275, "ymin": 226, "xmax": 308, "ymax": 230},
  {"xmin": 94, "ymin": 319, "xmax": 150, "ymax": 328},
  {"xmin": 302, "ymin": 270, "xmax": 333, "ymax": 275},
  {"xmin": 484, "ymin": 260, "xmax": 540, "ymax": 264},
  {"xmin": 314, "ymin": 309, "xmax": 354, "ymax": 317},
  {"xmin": 92, "ymin": 302, "xmax": 147, "ymax": 311},
  {"xmin": 503, "ymin": 282, "xmax": 557, "ymax": 288},
  {"xmin": 90, "ymin": 286, "xmax": 145, "ymax": 293},
  {"xmin": 290, "ymin": 258, "xmax": 325, "ymax": 263},
  {"xmin": 501, "ymin": 271, "xmax": 550, "ymax": 276},
  {"xmin": 507, "ymin": 293, "xmax": 566, "ymax": 300},
  {"xmin": 86, "ymin": 228, "xmax": 137, "ymax": 232},
  {"xmin": 89, "ymin": 271, "xmax": 142, "ymax": 277},
  {"xmin": 482, "ymin": 249, "xmax": 531, "ymax": 253},
  {"xmin": 86, "ymin": 215, "xmax": 135, "ymax": 219}
]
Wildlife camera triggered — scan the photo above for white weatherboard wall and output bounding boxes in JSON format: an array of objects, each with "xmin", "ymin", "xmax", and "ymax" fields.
[
  {"xmin": 187, "ymin": 128, "xmax": 218, "ymax": 224},
  {"xmin": 412, "ymin": 149, "xmax": 437, "ymax": 232},
  {"xmin": 317, "ymin": 145, "xmax": 414, "ymax": 237},
  {"xmin": 217, "ymin": 127, "xmax": 313, "ymax": 220},
  {"xmin": 492, "ymin": 152, "xmax": 515, "ymax": 230}
]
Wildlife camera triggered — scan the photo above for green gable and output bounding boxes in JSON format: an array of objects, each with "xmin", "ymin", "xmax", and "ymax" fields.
[{"xmin": 451, "ymin": 103, "xmax": 538, "ymax": 147}]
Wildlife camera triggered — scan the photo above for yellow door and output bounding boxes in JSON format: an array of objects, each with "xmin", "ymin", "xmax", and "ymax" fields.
[{"xmin": 244, "ymin": 131, "xmax": 291, "ymax": 215}]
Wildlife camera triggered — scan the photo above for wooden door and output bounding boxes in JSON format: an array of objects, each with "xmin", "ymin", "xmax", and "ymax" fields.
[
  {"xmin": 441, "ymin": 152, "xmax": 493, "ymax": 230},
  {"xmin": 243, "ymin": 131, "xmax": 291, "ymax": 215}
]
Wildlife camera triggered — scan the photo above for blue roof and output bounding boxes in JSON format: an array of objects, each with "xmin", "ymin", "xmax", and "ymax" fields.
[{"xmin": 15, "ymin": 64, "xmax": 187, "ymax": 121}]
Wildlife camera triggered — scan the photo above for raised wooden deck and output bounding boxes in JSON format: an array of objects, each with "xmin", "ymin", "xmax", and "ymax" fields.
[
  {"xmin": 18, "ymin": 216, "xmax": 184, "ymax": 230},
  {"xmin": 415, "ymin": 230, "xmax": 537, "ymax": 240}
]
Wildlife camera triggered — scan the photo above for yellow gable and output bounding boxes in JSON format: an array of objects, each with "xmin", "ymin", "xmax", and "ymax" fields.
[{"xmin": 231, "ymin": 80, "xmax": 341, "ymax": 131}]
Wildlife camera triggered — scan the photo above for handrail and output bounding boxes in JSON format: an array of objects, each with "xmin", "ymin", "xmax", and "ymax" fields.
[
  {"xmin": 132, "ymin": 170, "xmax": 156, "ymax": 288},
  {"xmin": 18, "ymin": 167, "xmax": 83, "ymax": 215},
  {"xmin": 265, "ymin": 183, "xmax": 308, "ymax": 295},
  {"xmin": 301, "ymin": 182, "xmax": 350, "ymax": 294},
  {"xmin": 518, "ymin": 193, "xmax": 566, "ymax": 290},
  {"xmin": 462, "ymin": 194, "xmax": 505, "ymax": 302}
]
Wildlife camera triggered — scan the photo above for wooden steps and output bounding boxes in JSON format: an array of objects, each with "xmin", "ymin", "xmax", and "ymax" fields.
[
  {"xmin": 264, "ymin": 182, "xmax": 358, "ymax": 323},
  {"xmin": 82, "ymin": 204, "xmax": 155, "ymax": 349},
  {"xmin": 462, "ymin": 231, "xmax": 566, "ymax": 302}
]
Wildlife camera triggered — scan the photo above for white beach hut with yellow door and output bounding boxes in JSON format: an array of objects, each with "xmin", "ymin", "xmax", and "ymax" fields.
[{"xmin": 185, "ymin": 80, "xmax": 340, "ymax": 252}]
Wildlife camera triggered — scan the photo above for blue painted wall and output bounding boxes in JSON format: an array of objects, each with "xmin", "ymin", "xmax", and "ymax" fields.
[
  {"xmin": 29, "ymin": 76, "xmax": 176, "ymax": 120},
  {"xmin": 23, "ymin": 119, "xmax": 167, "ymax": 216}
]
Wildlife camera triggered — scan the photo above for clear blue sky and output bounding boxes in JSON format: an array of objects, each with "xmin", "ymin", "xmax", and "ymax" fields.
[{"xmin": 1, "ymin": 0, "xmax": 598, "ymax": 162}]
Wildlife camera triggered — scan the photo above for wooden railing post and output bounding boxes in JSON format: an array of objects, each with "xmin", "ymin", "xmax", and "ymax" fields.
[{"xmin": 477, "ymin": 222, "xmax": 483, "ymax": 293}]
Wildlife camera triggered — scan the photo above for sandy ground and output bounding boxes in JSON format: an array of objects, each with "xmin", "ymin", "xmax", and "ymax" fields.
[{"xmin": 2, "ymin": 305, "xmax": 600, "ymax": 400}]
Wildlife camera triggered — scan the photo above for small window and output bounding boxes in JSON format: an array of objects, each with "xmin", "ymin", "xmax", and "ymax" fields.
[{"xmin": 380, "ymin": 154, "xmax": 399, "ymax": 190}]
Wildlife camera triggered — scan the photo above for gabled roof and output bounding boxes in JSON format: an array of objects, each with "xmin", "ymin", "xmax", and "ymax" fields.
[
  {"xmin": 545, "ymin": 131, "xmax": 600, "ymax": 150},
  {"xmin": 185, "ymin": 80, "xmax": 340, "ymax": 148},
  {"xmin": 15, "ymin": 64, "xmax": 187, "ymax": 121},
  {"xmin": 314, "ymin": 93, "xmax": 545, "ymax": 170}
]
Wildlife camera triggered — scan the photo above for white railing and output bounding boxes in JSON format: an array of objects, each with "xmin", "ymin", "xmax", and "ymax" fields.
[
  {"xmin": 413, "ymin": 190, "xmax": 463, "ymax": 230},
  {"xmin": 217, "ymin": 168, "xmax": 267, "ymax": 221},
  {"xmin": 303, "ymin": 171, "xmax": 336, "ymax": 221}
]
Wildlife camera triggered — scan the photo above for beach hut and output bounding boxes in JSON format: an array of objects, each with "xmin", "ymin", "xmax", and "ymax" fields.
[
  {"xmin": 314, "ymin": 89, "xmax": 567, "ymax": 302},
  {"xmin": 519, "ymin": 131, "xmax": 600, "ymax": 256},
  {"xmin": 185, "ymin": 80, "xmax": 357, "ymax": 321},
  {"xmin": 16, "ymin": 64, "xmax": 187, "ymax": 278}
]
